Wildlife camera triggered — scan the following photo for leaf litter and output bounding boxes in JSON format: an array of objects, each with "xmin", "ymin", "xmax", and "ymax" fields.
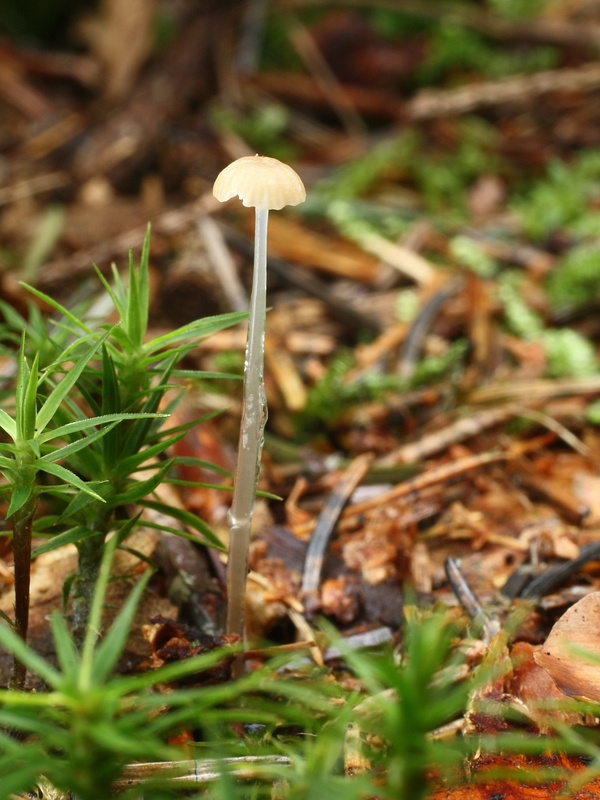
[{"xmin": 2, "ymin": 0, "xmax": 600, "ymax": 796}]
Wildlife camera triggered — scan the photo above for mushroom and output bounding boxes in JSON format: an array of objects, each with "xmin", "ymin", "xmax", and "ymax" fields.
[{"xmin": 213, "ymin": 155, "xmax": 306, "ymax": 648}]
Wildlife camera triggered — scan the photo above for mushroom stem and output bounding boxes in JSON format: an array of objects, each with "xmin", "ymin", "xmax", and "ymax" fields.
[
  {"xmin": 212, "ymin": 154, "xmax": 305, "ymax": 662},
  {"xmin": 226, "ymin": 208, "xmax": 269, "ymax": 643}
]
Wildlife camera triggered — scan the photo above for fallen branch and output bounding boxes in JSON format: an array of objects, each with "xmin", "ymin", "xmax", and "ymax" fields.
[{"xmin": 407, "ymin": 62, "xmax": 600, "ymax": 121}]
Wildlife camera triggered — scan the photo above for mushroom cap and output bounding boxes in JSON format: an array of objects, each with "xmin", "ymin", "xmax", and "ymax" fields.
[{"xmin": 213, "ymin": 155, "xmax": 306, "ymax": 211}]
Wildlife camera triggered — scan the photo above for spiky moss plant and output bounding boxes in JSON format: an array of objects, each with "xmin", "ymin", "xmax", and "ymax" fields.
[
  {"xmin": 2, "ymin": 579, "xmax": 593, "ymax": 799},
  {"xmin": 0, "ymin": 330, "xmax": 124, "ymax": 687},
  {"xmin": 0, "ymin": 227, "xmax": 246, "ymax": 646},
  {"xmin": 0, "ymin": 535, "xmax": 272, "ymax": 800},
  {"xmin": 329, "ymin": 606, "xmax": 471, "ymax": 800}
]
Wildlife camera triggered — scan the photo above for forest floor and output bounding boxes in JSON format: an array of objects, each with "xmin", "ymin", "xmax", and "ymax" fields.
[{"xmin": 3, "ymin": 1, "xmax": 600, "ymax": 797}]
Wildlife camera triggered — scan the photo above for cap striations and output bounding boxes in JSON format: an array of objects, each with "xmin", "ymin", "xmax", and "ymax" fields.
[{"xmin": 213, "ymin": 155, "xmax": 306, "ymax": 211}]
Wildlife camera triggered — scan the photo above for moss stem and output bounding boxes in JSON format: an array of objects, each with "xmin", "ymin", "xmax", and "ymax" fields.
[{"xmin": 10, "ymin": 499, "xmax": 34, "ymax": 690}]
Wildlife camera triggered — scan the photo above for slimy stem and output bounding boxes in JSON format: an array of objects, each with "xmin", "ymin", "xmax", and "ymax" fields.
[{"xmin": 226, "ymin": 208, "xmax": 269, "ymax": 653}]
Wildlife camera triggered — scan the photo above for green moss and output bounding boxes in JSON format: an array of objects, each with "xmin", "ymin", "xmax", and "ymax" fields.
[
  {"xmin": 296, "ymin": 353, "xmax": 366, "ymax": 436},
  {"xmin": 542, "ymin": 328, "xmax": 598, "ymax": 379},
  {"xmin": 547, "ymin": 244, "xmax": 600, "ymax": 310},
  {"xmin": 488, "ymin": 0, "xmax": 552, "ymax": 20},
  {"xmin": 500, "ymin": 272, "xmax": 598, "ymax": 378},
  {"xmin": 411, "ymin": 339, "xmax": 469, "ymax": 385},
  {"xmin": 586, "ymin": 398, "xmax": 600, "ymax": 426},
  {"xmin": 450, "ymin": 236, "xmax": 498, "ymax": 278},
  {"xmin": 209, "ymin": 104, "xmax": 297, "ymax": 162},
  {"xmin": 313, "ymin": 133, "xmax": 419, "ymax": 202},
  {"xmin": 419, "ymin": 24, "xmax": 557, "ymax": 84},
  {"xmin": 395, "ymin": 290, "xmax": 421, "ymax": 323},
  {"xmin": 411, "ymin": 118, "xmax": 502, "ymax": 214},
  {"xmin": 499, "ymin": 272, "xmax": 544, "ymax": 340},
  {"xmin": 512, "ymin": 150, "xmax": 600, "ymax": 241}
]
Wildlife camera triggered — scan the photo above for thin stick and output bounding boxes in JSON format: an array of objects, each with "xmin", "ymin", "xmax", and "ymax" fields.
[{"xmin": 301, "ymin": 453, "xmax": 374, "ymax": 615}]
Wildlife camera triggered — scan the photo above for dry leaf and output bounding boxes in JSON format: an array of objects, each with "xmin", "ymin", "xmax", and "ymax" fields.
[
  {"xmin": 76, "ymin": 0, "xmax": 156, "ymax": 100},
  {"xmin": 534, "ymin": 592, "xmax": 600, "ymax": 702}
]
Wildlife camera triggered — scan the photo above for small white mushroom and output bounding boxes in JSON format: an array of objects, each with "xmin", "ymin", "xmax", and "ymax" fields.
[
  {"xmin": 213, "ymin": 155, "xmax": 306, "ymax": 211},
  {"xmin": 213, "ymin": 155, "xmax": 305, "ymax": 652}
]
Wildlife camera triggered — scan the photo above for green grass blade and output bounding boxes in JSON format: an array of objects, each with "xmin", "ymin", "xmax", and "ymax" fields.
[
  {"xmin": 19, "ymin": 351, "xmax": 39, "ymax": 442},
  {"xmin": 142, "ymin": 311, "xmax": 247, "ymax": 356},
  {"xmin": 100, "ymin": 346, "xmax": 121, "ymax": 462},
  {"xmin": 172, "ymin": 369, "xmax": 242, "ymax": 381},
  {"xmin": 14, "ymin": 335, "xmax": 31, "ymax": 442},
  {"xmin": 36, "ymin": 461, "xmax": 105, "ymax": 500},
  {"xmin": 125, "ymin": 226, "xmax": 151, "ymax": 350},
  {"xmin": 50, "ymin": 612, "xmax": 79, "ymax": 679},
  {"xmin": 94, "ymin": 263, "xmax": 126, "ymax": 319},
  {"xmin": 139, "ymin": 499, "xmax": 224, "ymax": 550},
  {"xmin": 119, "ymin": 358, "xmax": 177, "ymax": 457},
  {"xmin": 39, "ymin": 422, "xmax": 119, "ymax": 463},
  {"xmin": 126, "ymin": 248, "xmax": 142, "ymax": 349},
  {"xmin": 114, "ymin": 432, "xmax": 187, "ymax": 478},
  {"xmin": 37, "ymin": 412, "xmax": 165, "ymax": 444},
  {"xmin": 111, "ymin": 461, "xmax": 173, "ymax": 505},
  {"xmin": 0, "ymin": 410, "xmax": 16, "ymax": 441},
  {"xmin": 0, "ymin": 744, "xmax": 53, "ymax": 797},
  {"xmin": 92, "ymin": 570, "xmax": 152, "ymax": 684},
  {"xmin": 6, "ymin": 483, "xmax": 34, "ymax": 518},
  {"xmin": 35, "ymin": 331, "xmax": 109, "ymax": 434},
  {"xmin": 19, "ymin": 283, "xmax": 94, "ymax": 336},
  {"xmin": 32, "ymin": 526, "xmax": 89, "ymax": 557},
  {"xmin": 0, "ymin": 623, "xmax": 62, "ymax": 688},
  {"xmin": 170, "ymin": 455, "xmax": 232, "ymax": 479},
  {"xmin": 54, "ymin": 484, "xmax": 106, "ymax": 522}
]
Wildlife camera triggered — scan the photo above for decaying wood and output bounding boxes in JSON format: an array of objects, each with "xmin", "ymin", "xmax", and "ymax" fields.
[
  {"xmin": 257, "ymin": 57, "xmax": 600, "ymax": 123},
  {"xmin": 379, "ymin": 407, "xmax": 515, "ymax": 466},
  {"xmin": 408, "ymin": 62, "xmax": 600, "ymax": 120},
  {"xmin": 466, "ymin": 376, "xmax": 600, "ymax": 405},
  {"xmin": 197, "ymin": 215, "xmax": 248, "ymax": 314},
  {"xmin": 247, "ymin": 71, "xmax": 403, "ymax": 121},
  {"xmin": 114, "ymin": 755, "xmax": 294, "ymax": 790},
  {"xmin": 514, "ymin": 465, "xmax": 590, "ymax": 524},
  {"xmin": 0, "ymin": 41, "xmax": 98, "ymax": 88},
  {"xmin": 249, "ymin": 54, "xmax": 600, "ymax": 126},
  {"xmin": 396, "ymin": 278, "xmax": 463, "ymax": 379}
]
